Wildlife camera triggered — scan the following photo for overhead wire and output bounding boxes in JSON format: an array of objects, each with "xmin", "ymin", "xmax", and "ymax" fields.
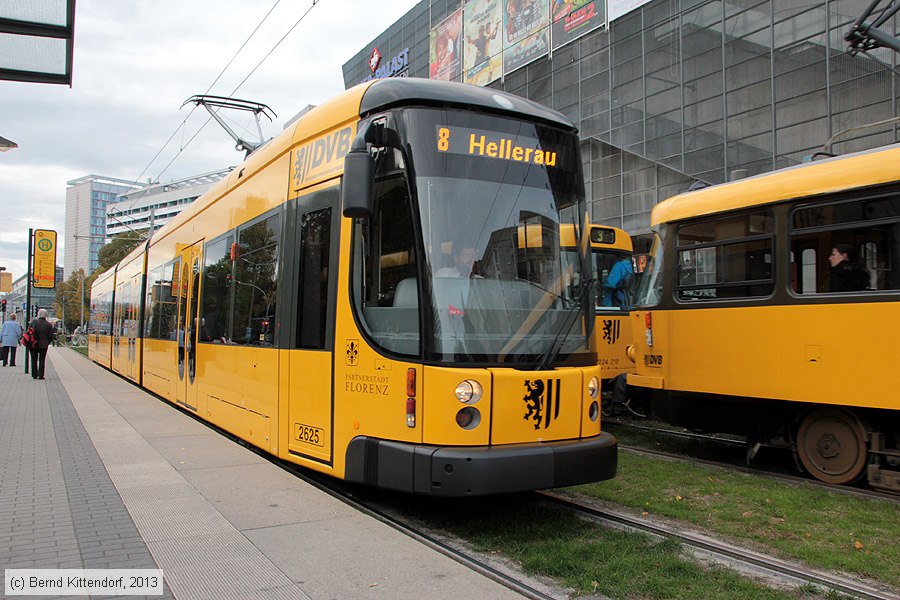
[
  {"xmin": 122, "ymin": 0, "xmax": 289, "ymax": 212},
  {"xmin": 149, "ymin": 0, "xmax": 321, "ymax": 187}
]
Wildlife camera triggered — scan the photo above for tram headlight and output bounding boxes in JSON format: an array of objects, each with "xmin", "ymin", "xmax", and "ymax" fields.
[
  {"xmin": 587, "ymin": 376, "xmax": 600, "ymax": 400},
  {"xmin": 455, "ymin": 379, "xmax": 483, "ymax": 404},
  {"xmin": 456, "ymin": 407, "xmax": 481, "ymax": 429}
]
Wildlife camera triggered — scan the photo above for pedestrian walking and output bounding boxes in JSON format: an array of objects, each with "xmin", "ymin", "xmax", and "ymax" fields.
[
  {"xmin": 29, "ymin": 309, "xmax": 55, "ymax": 380},
  {"xmin": 1, "ymin": 313, "xmax": 22, "ymax": 367}
]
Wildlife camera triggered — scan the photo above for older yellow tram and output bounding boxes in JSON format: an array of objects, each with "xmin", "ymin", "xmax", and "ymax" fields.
[
  {"xmin": 588, "ymin": 225, "xmax": 635, "ymax": 383},
  {"xmin": 628, "ymin": 145, "xmax": 900, "ymax": 491},
  {"xmin": 89, "ymin": 78, "xmax": 617, "ymax": 496}
]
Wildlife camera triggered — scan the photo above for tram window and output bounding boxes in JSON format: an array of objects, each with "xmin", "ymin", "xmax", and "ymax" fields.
[
  {"xmin": 144, "ymin": 262, "xmax": 178, "ymax": 340},
  {"xmin": 145, "ymin": 267, "xmax": 157, "ymax": 338},
  {"xmin": 676, "ymin": 212, "xmax": 774, "ymax": 300},
  {"xmin": 298, "ymin": 206, "xmax": 333, "ymax": 350},
  {"xmin": 352, "ymin": 159, "xmax": 419, "ymax": 357},
  {"xmin": 791, "ymin": 196, "xmax": 900, "ymax": 294},
  {"xmin": 200, "ymin": 235, "xmax": 234, "ymax": 344},
  {"xmin": 90, "ymin": 291, "xmax": 113, "ymax": 336},
  {"xmin": 232, "ymin": 212, "xmax": 281, "ymax": 346}
]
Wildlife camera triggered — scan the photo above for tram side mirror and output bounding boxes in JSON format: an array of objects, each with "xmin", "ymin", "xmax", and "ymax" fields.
[{"xmin": 342, "ymin": 148, "xmax": 374, "ymax": 219}]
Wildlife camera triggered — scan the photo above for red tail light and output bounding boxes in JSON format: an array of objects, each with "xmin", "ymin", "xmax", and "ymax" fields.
[
  {"xmin": 406, "ymin": 397, "xmax": 416, "ymax": 428},
  {"xmin": 645, "ymin": 312, "xmax": 652, "ymax": 329}
]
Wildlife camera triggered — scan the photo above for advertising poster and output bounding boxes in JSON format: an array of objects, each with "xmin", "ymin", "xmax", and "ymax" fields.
[
  {"xmin": 463, "ymin": 0, "xmax": 503, "ymax": 86},
  {"xmin": 551, "ymin": 0, "xmax": 606, "ymax": 50},
  {"xmin": 504, "ymin": 0, "xmax": 549, "ymax": 47},
  {"xmin": 504, "ymin": 28, "xmax": 549, "ymax": 74},
  {"xmin": 430, "ymin": 9, "xmax": 463, "ymax": 81}
]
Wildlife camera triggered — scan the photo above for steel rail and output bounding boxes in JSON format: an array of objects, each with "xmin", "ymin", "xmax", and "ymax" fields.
[{"xmin": 538, "ymin": 491, "xmax": 898, "ymax": 600}]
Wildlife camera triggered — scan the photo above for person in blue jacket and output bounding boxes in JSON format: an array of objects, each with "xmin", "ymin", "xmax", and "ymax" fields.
[
  {"xmin": 1, "ymin": 313, "xmax": 23, "ymax": 367},
  {"xmin": 601, "ymin": 257, "xmax": 634, "ymax": 309}
]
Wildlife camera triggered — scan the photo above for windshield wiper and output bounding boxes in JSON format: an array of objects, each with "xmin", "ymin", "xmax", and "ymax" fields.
[
  {"xmin": 534, "ymin": 277, "xmax": 596, "ymax": 371},
  {"xmin": 518, "ymin": 278, "xmax": 571, "ymax": 308}
]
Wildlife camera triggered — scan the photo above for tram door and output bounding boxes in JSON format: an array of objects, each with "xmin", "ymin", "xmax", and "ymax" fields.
[
  {"xmin": 287, "ymin": 187, "xmax": 338, "ymax": 464},
  {"xmin": 127, "ymin": 272, "xmax": 142, "ymax": 381},
  {"xmin": 175, "ymin": 242, "xmax": 203, "ymax": 411}
]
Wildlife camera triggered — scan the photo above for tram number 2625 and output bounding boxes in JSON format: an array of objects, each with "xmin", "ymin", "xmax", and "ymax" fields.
[{"xmin": 294, "ymin": 424, "xmax": 324, "ymax": 447}]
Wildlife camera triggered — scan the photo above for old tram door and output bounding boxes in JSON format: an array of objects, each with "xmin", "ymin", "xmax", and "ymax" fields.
[{"xmin": 175, "ymin": 242, "xmax": 203, "ymax": 411}]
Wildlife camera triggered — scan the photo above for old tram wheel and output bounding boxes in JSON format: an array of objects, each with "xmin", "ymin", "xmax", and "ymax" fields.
[{"xmin": 796, "ymin": 407, "xmax": 869, "ymax": 485}]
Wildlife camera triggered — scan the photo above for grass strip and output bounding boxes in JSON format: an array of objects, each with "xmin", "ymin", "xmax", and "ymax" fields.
[
  {"xmin": 573, "ymin": 450, "xmax": 900, "ymax": 589},
  {"xmin": 423, "ymin": 495, "xmax": 810, "ymax": 599}
]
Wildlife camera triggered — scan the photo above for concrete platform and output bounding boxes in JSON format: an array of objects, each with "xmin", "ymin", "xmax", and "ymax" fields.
[{"xmin": 1, "ymin": 348, "xmax": 524, "ymax": 599}]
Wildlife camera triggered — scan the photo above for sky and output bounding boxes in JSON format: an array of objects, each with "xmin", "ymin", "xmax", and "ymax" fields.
[{"xmin": 0, "ymin": 0, "xmax": 416, "ymax": 282}]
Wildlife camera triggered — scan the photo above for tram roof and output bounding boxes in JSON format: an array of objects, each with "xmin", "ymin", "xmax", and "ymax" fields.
[
  {"xmin": 359, "ymin": 78, "xmax": 576, "ymax": 133},
  {"xmin": 144, "ymin": 79, "xmax": 573, "ymax": 254},
  {"xmin": 651, "ymin": 142, "xmax": 900, "ymax": 226}
]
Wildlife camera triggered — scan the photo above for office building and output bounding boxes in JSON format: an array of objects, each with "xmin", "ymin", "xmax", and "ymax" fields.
[{"xmin": 65, "ymin": 175, "xmax": 143, "ymax": 276}]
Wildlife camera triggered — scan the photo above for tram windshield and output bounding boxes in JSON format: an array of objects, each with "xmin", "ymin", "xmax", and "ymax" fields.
[
  {"xmin": 410, "ymin": 109, "xmax": 592, "ymax": 365},
  {"xmin": 635, "ymin": 230, "xmax": 664, "ymax": 307}
]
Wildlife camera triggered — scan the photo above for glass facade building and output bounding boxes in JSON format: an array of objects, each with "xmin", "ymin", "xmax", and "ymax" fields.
[{"xmin": 343, "ymin": 0, "xmax": 898, "ymax": 248}]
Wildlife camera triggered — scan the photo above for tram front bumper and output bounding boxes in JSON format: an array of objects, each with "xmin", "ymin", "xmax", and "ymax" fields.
[{"xmin": 345, "ymin": 433, "xmax": 618, "ymax": 497}]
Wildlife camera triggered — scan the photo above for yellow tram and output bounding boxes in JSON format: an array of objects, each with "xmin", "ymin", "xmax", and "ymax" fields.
[
  {"xmin": 89, "ymin": 78, "xmax": 617, "ymax": 496},
  {"xmin": 588, "ymin": 225, "xmax": 634, "ymax": 384},
  {"xmin": 627, "ymin": 144, "xmax": 900, "ymax": 491}
]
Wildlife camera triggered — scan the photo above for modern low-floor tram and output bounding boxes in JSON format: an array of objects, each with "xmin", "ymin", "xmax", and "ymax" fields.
[{"xmin": 89, "ymin": 78, "xmax": 617, "ymax": 496}]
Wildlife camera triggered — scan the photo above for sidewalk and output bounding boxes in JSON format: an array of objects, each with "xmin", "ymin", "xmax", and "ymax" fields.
[{"xmin": 0, "ymin": 349, "xmax": 524, "ymax": 599}]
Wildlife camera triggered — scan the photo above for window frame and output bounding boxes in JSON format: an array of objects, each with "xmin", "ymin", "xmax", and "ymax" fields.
[
  {"xmin": 198, "ymin": 232, "xmax": 236, "ymax": 345},
  {"xmin": 788, "ymin": 190, "xmax": 900, "ymax": 298},
  {"xmin": 673, "ymin": 209, "xmax": 776, "ymax": 303},
  {"xmin": 229, "ymin": 206, "xmax": 283, "ymax": 347}
]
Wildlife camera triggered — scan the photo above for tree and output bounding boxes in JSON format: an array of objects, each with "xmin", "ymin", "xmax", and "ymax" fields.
[
  {"xmin": 95, "ymin": 232, "xmax": 145, "ymax": 275},
  {"xmin": 53, "ymin": 269, "xmax": 88, "ymax": 333}
]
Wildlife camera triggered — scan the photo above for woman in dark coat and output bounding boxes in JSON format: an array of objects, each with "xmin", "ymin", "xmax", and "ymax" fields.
[
  {"xmin": 29, "ymin": 308, "xmax": 55, "ymax": 380},
  {"xmin": 828, "ymin": 243, "xmax": 869, "ymax": 292}
]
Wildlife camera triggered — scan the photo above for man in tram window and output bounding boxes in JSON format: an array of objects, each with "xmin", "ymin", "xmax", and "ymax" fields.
[
  {"xmin": 601, "ymin": 256, "xmax": 634, "ymax": 309},
  {"xmin": 436, "ymin": 244, "xmax": 478, "ymax": 278}
]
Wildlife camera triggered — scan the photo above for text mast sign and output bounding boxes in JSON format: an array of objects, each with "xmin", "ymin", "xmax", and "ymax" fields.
[{"xmin": 33, "ymin": 229, "xmax": 57, "ymax": 289}]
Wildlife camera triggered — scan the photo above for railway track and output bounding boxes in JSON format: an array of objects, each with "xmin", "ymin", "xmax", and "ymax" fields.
[
  {"xmin": 606, "ymin": 418, "xmax": 900, "ymax": 503},
  {"xmin": 155, "ymin": 389, "xmax": 896, "ymax": 598},
  {"xmin": 537, "ymin": 491, "xmax": 899, "ymax": 600}
]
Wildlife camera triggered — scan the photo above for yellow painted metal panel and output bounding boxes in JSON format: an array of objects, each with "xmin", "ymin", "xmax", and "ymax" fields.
[
  {"xmin": 196, "ymin": 344, "xmax": 279, "ymax": 452},
  {"xmin": 142, "ymin": 338, "xmax": 176, "ymax": 401},
  {"xmin": 595, "ymin": 314, "xmax": 632, "ymax": 380},
  {"xmin": 489, "ymin": 367, "xmax": 585, "ymax": 444},
  {"xmin": 89, "ymin": 334, "xmax": 112, "ymax": 368},
  {"xmin": 422, "ymin": 366, "xmax": 491, "ymax": 446},
  {"xmin": 626, "ymin": 373, "xmax": 664, "ymax": 389},
  {"xmin": 631, "ymin": 304, "xmax": 899, "ymax": 411},
  {"xmin": 286, "ymin": 350, "xmax": 333, "ymax": 462}
]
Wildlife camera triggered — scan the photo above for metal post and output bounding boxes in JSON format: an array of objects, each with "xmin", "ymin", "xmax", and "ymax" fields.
[
  {"xmin": 80, "ymin": 272, "xmax": 84, "ymax": 332},
  {"xmin": 25, "ymin": 228, "xmax": 32, "ymax": 375}
]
